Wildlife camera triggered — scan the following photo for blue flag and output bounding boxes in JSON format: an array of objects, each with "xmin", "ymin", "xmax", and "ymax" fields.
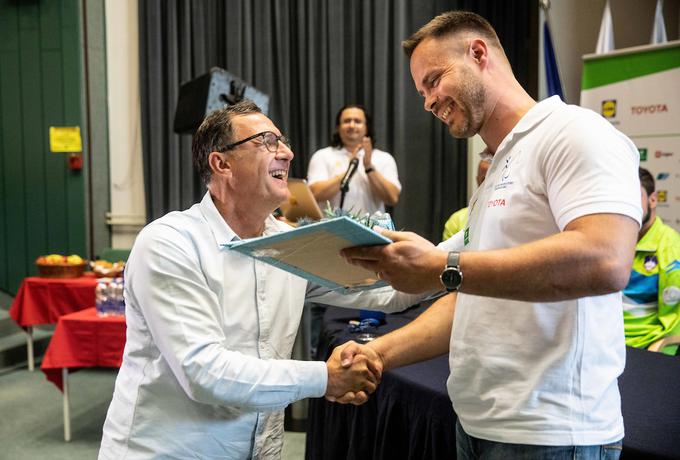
[{"xmin": 543, "ymin": 21, "xmax": 564, "ymax": 100}]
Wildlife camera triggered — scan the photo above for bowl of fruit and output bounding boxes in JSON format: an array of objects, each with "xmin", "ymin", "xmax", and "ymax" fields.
[
  {"xmin": 91, "ymin": 259, "xmax": 125, "ymax": 278},
  {"xmin": 36, "ymin": 254, "xmax": 88, "ymax": 278}
]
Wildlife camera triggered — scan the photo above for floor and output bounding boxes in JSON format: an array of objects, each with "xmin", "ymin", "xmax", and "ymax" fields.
[{"xmin": 0, "ymin": 366, "xmax": 307, "ymax": 459}]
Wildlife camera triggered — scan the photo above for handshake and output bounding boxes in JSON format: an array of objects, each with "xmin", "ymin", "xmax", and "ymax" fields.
[{"xmin": 324, "ymin": 341, "xmax": 384, "ymax": 405}]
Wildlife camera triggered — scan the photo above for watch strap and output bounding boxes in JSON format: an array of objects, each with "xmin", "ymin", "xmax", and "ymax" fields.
[
  {"xmin": 447, "ymin": 251, "xmax": 460, "ymax": 268},
  {"xmin": 440, "ymin": 251, "xmax": 463, "ymax": 292}
]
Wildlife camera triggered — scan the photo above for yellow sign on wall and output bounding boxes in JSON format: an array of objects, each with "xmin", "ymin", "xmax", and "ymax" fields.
[
  {"xmin": 49, "ymin": 126, "xmax": 82, "ymax": 152},
  {"xmin": 601, "ymin": 99, "xmax": 617, "ymax": 118}
]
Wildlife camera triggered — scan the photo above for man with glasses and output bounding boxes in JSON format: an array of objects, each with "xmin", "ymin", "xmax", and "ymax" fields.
[{"xmin": 99, "ymin": 100, "xmax": 420, "ymax": 459}]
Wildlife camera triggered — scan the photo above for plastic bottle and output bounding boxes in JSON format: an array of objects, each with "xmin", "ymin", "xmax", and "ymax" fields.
[
  {"xmin": 359, "ymin": 211, "xmax": 393, "ymax": 324},
  {"xmin": 114, "ymin": 277, "xmax": 125, "ymax": 315},
  {"xmin": 371, "ymin": 211, "xmax": 395, "ymax": 231},
  {"xmin": 105, "ymin": 280, "xmax": 113, "ymax": 316},
  {"xmin": 96, "ymin": 281, "xmax": 109, "ymax": 316}
]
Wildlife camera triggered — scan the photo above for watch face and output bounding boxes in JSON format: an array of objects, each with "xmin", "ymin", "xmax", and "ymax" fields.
[{"xmin": 441, "ymin": 267, "xmax": 462, "ymax": 291}]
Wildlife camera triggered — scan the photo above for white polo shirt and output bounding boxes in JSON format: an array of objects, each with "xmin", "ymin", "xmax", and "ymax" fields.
[
  {"xmin": 307, "ymin": 146, "xmax": 401, "ymax": 214},
  {"xmin": 441, "ymin": 96, "xmax": 641, "ymax": 446}
]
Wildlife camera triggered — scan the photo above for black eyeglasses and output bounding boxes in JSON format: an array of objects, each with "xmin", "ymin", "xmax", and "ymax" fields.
[{"xmin": 224, "ymin": 131, "xmax": 291, "ymax": 153}]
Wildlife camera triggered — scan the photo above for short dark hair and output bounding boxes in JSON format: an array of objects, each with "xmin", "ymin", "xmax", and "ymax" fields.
[
  {"xmin": 639, "ymin": 167, "xmax": 655, "ymax": 196},
  {"xmin": 191, "ymin": 100, "xmax": 262, "ymax": 185},
  {"xmin": 402, "ymin": 11, "xmax": 503, "ymax": 58},
  {"xmin": 330, "ymin": 104, "xmax": 376, "ymax": 149}
]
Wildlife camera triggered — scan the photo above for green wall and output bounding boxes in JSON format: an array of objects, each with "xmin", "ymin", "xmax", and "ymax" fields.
[{"xmin": 0, "ymin": 0, "xmax": 87, "ymax": 294}]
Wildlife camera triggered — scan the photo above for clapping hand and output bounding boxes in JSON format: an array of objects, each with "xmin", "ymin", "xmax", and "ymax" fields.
[
  {"xmin": 325, "ymin": 340, "xmax": 384, "ymax": 405},
  {"xmin": 362, "ymin": 136, "xmax": 373, "ymax": 167}
]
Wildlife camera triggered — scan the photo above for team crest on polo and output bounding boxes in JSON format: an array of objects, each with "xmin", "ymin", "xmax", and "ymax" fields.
[
  {"xmin": 644, "ymin": 255, "xmax": 658, "ymax": 272},
  {"xmin": 494, "ymin": 155, "xmax": 515, "ymax": 190},
  {"xmin": 464, "ymin": 227, "xmax": 470, "ymax": 246}
]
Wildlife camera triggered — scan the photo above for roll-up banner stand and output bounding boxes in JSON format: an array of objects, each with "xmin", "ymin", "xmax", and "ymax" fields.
[{"xmin": 581, "ymin": 40, "xmax": 680, "ymax": 230}]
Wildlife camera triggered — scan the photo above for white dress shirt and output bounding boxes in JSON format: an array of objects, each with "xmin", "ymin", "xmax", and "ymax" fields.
[{"xmin": 99, "ymin": 191, "xmax": 419, "ymax": 459}]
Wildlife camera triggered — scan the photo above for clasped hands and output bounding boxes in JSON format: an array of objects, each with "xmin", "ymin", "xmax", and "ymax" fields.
[{"xmin": 325, "ymin": 341, "xmax": 383, "ymax": 405}]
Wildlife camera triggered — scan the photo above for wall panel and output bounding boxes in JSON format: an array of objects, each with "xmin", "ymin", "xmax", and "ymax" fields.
[{"xmin": 0, "ymin": 0, "xmax": 86, "ymax": 294}]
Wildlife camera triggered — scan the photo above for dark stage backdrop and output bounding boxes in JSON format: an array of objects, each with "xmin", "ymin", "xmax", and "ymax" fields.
[{"xmin": 139, "ymin": 0, "xmax": 537, "ymax": 242}]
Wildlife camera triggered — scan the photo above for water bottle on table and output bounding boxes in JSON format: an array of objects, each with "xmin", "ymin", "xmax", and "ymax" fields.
[
  {"xmin": 370, "ymin": 211, "xmax": 395, "ymax": 231},
  {"xmin": 96, "ymin": 281, "xmax": 109, "ymax": 316},
  {"xmin": 348, "ymin": 312, "xmax": 383, "ymax": 343},
  {"xmin": 355, "ymin": 210, "xmax": 393, "ymax": 329}
]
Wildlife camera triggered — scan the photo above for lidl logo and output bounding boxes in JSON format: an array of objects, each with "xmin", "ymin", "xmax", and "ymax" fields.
[
  {"xmin": 638, "ymin": 148, "xmax": 648, "ymax": 161},
  {"xmin": 657, "ymin": 190, "xmax": 668, "ymax": 203},
  {"xmin": 657, "ymin": 172, "xmax": 670, "ymax": 181},
  {"xmin": 601, "ymin": 100, "xmax": 616, "ymax": 118}
]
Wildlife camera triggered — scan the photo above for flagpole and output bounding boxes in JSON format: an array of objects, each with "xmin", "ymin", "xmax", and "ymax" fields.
[
  {"xmin": 540, "ymin": 0, "xmax": 567, "ymax": 101},
  {"xmin": 650, "ymin": 0, "xmax": 668, "ymax": 44},
  {"xmin": 596, "ymin": 0, "xmax": 615, "ymax": 54}
]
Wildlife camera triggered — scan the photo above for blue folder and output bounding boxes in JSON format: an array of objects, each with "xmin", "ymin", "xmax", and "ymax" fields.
[{"xmin": 223, "ymin": 216, "xmax": 391, "ymax": 293}]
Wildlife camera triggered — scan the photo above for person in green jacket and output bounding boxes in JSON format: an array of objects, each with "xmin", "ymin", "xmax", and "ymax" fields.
[
  {"xmin": 441, "ymin": 157, "xmax": 491, "ymax": 241},
  {"xmin": 623, "ymin": 167, "xmax": 680, "ymax": 355}
]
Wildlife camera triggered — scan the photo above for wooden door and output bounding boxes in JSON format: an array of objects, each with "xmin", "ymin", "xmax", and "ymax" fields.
[{"xmin": 0, "ymin": 0, "xmax": 86, "ymax": 294}]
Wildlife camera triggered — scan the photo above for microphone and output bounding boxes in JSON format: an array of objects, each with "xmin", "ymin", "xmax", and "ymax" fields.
[{"xmin": 340, "ymin": 158, "xmax": 360, "ymax": 192}]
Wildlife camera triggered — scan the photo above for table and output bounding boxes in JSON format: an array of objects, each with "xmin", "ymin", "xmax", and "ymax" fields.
[
  {"xmin": 307, "ymin": 304, "xmax": 456, "ymax": 459},
  {"xmin": 40, "ymin": 307, "xmax": 126, "ymax": 441},
  {"xmin": 9, "ymin": 276, "xmax": 98, "ymax": 370},
  {"xmin": 307, "ymin": 306, "xmax": 680, "ymax": 460}
]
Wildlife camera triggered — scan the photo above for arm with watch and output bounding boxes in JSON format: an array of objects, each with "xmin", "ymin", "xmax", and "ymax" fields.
[
  {"xmin": 342, "ymin": 212, "xmax": 637, "ymax": 302},
  {"xmin": 334, "ymin": 213, "xmax": 637, "ymax": 401}
]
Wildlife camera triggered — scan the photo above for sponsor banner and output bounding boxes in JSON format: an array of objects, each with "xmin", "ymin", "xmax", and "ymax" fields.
[
  {"xmin": 581, "ymin": 42, "xmax": 680, "ymax": 90},
  {"xmin": 581, "ymin": 41, "xmax": 680, "ymax": 231},
  {"xmin": 633, "ymin": 136, "xmax": 680, "ymax": 228},
  {"xmin": 580, "ymin": 67, "xmax": 679, "ymax": 136}
]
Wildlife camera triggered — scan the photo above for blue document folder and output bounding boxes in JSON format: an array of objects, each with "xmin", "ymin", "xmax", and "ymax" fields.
[{"xmin": 223, "ymin": 216, "xmax": 391, "ymax": 293}]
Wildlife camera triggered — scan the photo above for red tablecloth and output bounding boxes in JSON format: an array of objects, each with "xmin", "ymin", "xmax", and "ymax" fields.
[
  {"xmin": 9, "ymin": 276, "xmax": 99, "ymax": 327},
  {"xmin": 41, "ymin": 308, "xmax": 127, "ymax": 391}
]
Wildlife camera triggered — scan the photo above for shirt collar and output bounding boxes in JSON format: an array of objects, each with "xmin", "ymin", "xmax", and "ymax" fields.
[
  {"xmin": 495, "ymin": 96, "xmax": 563, "ymax": 154},
  {"xmin": 337, "ymin": 146, "xmax": 364, "ymax": 158},
  {"xmin": 199, "ymin": 191, "xmax": 288, "ymax": 247},
  {"xmin": 199, "ymin": 192, "xmax": 237, "ymax": 246},
  {"xmin": 637, "ymin": 217, "xmax": 663, "ymax": 252}
]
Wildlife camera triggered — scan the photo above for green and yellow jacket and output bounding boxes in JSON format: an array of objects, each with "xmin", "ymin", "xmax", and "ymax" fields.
[
  {"xmin": 442, "ymin": 207, "xmax": 468, "ymax": 241},
  {"xmin": 623, "ymin": 217, "xmax": 680, "ymax": 355}
]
